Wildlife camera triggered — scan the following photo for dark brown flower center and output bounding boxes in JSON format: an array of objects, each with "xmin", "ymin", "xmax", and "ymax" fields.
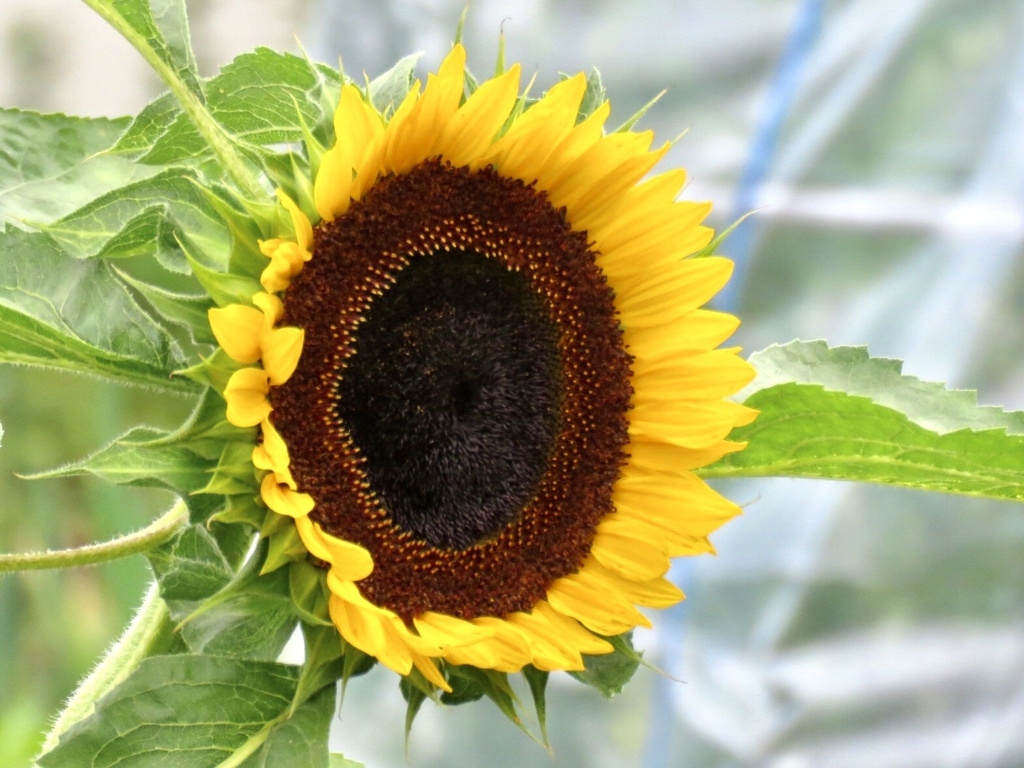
[
  {"xmin": 334, "ymin": 249, "xmax": 562, "ymax": 550},
  {"xmin": 271, "ymin": 159, "xmax": 632, "ymax": 622}
]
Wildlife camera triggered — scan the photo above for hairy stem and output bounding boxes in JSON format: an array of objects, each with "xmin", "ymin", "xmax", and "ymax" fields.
[
  {"xmin": 0, "ymin": 501, "xmax": 187, "ymax": 573},
  {"xmin": 79, "ymin": 0, "xmax": 266, "ymax": 201},
  {"xmin": 37, "ymin": 580, "xmax": 175, "ymax": 757}
]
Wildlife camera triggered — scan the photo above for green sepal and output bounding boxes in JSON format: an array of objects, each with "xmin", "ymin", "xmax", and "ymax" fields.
[
  {"xmin": 367, "ymin": 53, "xmax": 421, "ymax": 115},
  {"xmin": 448, "ymin": 666, "xmax": 545, "ymax": 744},
  {"xmin": 21, "ymin": 425, "xmax": 215, "ymax": 497},
  {"xmin": 291, "ymin": 623, "xmax": 344, "ymax": 714},
  {"xmin": 340, "ymin": 641, "xmax": 376, "ymax": 691},
  {"xmin": 615, "ymin": 89, "xmax": 667, "ymax": 133},
  {"xmin": 295, "ymin": 96, "xmax": 328, "ymax": 186},
  {"xmin": 438, "ymin": 671, "xmax": 485, "ymax": 705},
  {"xmin": 112, "ymin": 265, "xmax": 216, "ymax": 345},
  {"xmin": 183, "ymin": 237, "xmax": 262, "ymax": 308},
  {"xmin": 191, "ymin": 180, "xmax": 267, "ymax": 281},
  {"xmin": 177, "ymin": 346, "xmax": 240, "ymax": 392},
  {"xmin": 159, "ymin": 385, "xmax": 253, "ymax": 447},
  {"xmin": 568, "ymin": 631, "xmax": 641, "ymax": 698},
  {"xmin": 198, "ymin": 439, "xmax": 260, "ymax": 496},
  {"xmin": 41, "ymin": 169, "xmax": 229, "ymax": 274},
  {"xmin": 691, "ymin": 210, "xmax": 757, "ymax": 259},
  {"xmin": 289, "ymin": 560, "xmax": 333, "ymax": 626},
  {"xmin": 209, "ymin": 493, "xmax": 267, "ymax": 529},
  {"xmin": 261, "ymin": 151, "xmax": 317, "ymax": 224},
  {"xmin": 146, "ymin": 523, "xmax": 234, "ymax": 604},
  {"xmin": 261, "ymin": 513, "xmax": 310, "ymax": 574},
  {"xmin": 521, "ymin": 665, "xmax": 550, "ymax": 747},
  {"xmin": 398, "ymin": 670, "xmax": 434, "ymax": 756},
  {"xmin": 576, "ymin": 68, "xmax": 606, "ymax": 123}
]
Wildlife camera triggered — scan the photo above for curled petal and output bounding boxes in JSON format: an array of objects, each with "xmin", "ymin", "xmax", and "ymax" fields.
[
  {"xmin": 262, "ymin": 326, "xmax": 304, "ymax": 386},
  {"xmin": 208, "ymin": 304, "xmax": 263, "ymax": 364},
  {"xmin": 223, "ymin": 367, "xmax": 271, "ymax": 427},
  {"xmin": 260, "ymin": 472, "xmax": 315, "ymax": 518}
]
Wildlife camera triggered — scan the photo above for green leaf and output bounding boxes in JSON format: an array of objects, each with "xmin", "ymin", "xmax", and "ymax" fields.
[
  {"xmin": 37, "ymin": 654, "xmax": 322, "ymax": 768},
  {"xmin": 23, "ymin": 425, "xmax": 215, "ymax": 495},
  {"xmin": 740, "ymin": 340, "xmax": 1024, "ymax": 435},
  {"xmin": 368, "ymin": 53, "xmax": 421, "ymax": 115},
  {"xmin": 44, "ymin": 169, "xmax": 230, "ymax": 273},
  {"xmin": 97, "ymin": 0, "xmax": 203, "ymax": 99},
  {"xmin": 176, "ymin": 563, "xmax": 297, "ymax": 661},
  {"xmin": 130, "ymin": 49, "xmax": 342, "ymax": 166},
  {"xmin": 0, "ymin": 227, "xmax": 196, "ymax": 391},
  {"xmin": 291, "ymin": 623, "xmax": 345, "ymax": 712},
  {"xmin": 568, "ymin": 633, "xmax": 641, "ymax": 698},
  {"xmin": 703, "ymin": 341, "xmax": 1024, "ymax": 501},
  {"xmin": 0, "ymin": 109, "xmax": 158, "ymax": 226},
  {"xmin": 112, "ymin": 265, "xmax": 217, "ymax": 345},
  {"xmin": 241, "ymin": 684, "xmax": 335, "ymax": 768},
  {"xmin": 329, "ymin": 755, "xmax": 366, "ymax": 768},
  {"xmin": 146, "ymin": 524, "xmax": 234, "ymax": 603}
]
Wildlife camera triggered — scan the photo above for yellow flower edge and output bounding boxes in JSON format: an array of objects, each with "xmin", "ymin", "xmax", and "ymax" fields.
[{"xmin": 210, "ymin": 44, "xmax": 756, "ymax": 690}]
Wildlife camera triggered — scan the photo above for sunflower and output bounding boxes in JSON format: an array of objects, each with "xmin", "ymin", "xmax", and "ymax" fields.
[{"xmin": 209, "ymin": 44, "xmax": 756, "ymax": 690}]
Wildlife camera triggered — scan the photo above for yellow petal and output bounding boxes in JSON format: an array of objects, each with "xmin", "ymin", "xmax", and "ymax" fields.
[
  {"xmin": 260, "ymin": 472, "xmax": 315, "ymax": 518},
  {"xmin": 576, "ymin": 557, "xmax": 684, "ymax": 609},
  {"xmin": 625, "ymin": 439, "xmax": 746, "ymax": 473},
  {"xmin": 443, "ymin": 617, "xmax": 532, "ymax": 671},
  {"xmin": 252, "ymin": 418, "xmax": 291, "ymax": 473},
  {"xmin": 629, "ymin": 399, "xmax": 757, "ymax": 449},
  {"xmin": 623, "ymin": 310, "xmax": 741, "ymax": 360},
  {"xmin": 546, "ymin": 574, "xmax": 649, "ymax": 636},
  {"xmin": 413, "ymin": 611, "xmax": 494, "ymax": 649},
  {"xmin": 615, "ymin": 256, "xmax": 734, "ymax": 328},
  {"xmin": 261, "ymin": 326, "xmax": 304, "ymax": 386},
  {"xmin": 435, "ymin": 64, "xmax": 522, "ymax": 167},
  {"xmin": 251, "ymin": 291, "xmax": 285, "ymax": 327},
  {"xmin": 276, "ymin": 189, "xmax": 313, "ymax": 252},
  {"xmin": 313, "ymin": 144, "xmax": 353, "ymax": 223},
  {"xmin": 383, "ymin": 45, "xmax": 466, "ymax": 174},
  {"xmin": 631, "ymin": 348, "xmax": 756, "ymax": 403},
  {"xmin": 208, "ymin": 304, "xmax": 263, "ymax": 364},
  {"xmin": 223, "ymin": 367, "xmax": 271, "ymax": 427},
  {"xmin": 589, "ymin": 528, "xmax": 671, "ymax": 581},
  {"xmin": 473, "ymin": 73, "xmax": 587, "ymax": 181},
  {"xmin": 298, "ymin": 518, "xmax": 374, "ymax": 581}
]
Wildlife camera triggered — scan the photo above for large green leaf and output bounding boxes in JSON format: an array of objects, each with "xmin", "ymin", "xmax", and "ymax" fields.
[
  {"xmin": 0, "ymin": 109, "xmax": 159, "ymax": 227},
  {"xmin": 739, "ymin": 340, "xmax": 1024, "ymax": 434},
  {"xmin": 83, "ymin": 0, "xmax": 202, "ymax": 100},
  {"xmin": 0, "ymin": 227, "xmax": 196, "ymax": 391},
  {"xmin": 115, "ymin": 49, "xmax": 342, "ymax": 165},
  {"xmin": 44, "ymin": 169, "xmax": 230, "ymax": 273},
  {"xmin": 703, "ymin": 341, "xmax": 1024, "ymax": 500},
  {"xmin": 37, "ymin": 655, "xmax": 331, "ymax": 768}
]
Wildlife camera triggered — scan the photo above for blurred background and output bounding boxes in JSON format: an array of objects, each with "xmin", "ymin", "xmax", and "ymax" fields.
[{"xmin": 2, "ymin": 0, "xmax": 1024, "ymax": 766}]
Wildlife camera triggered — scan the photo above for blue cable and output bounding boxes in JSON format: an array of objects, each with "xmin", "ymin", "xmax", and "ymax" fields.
[
  {"xmin": 641, "ymin": 2, "xmax": 826, "ymax": 766},
  {"xmin": 715, "ymin": 0, "xmax": 827, "ymax": 312}
]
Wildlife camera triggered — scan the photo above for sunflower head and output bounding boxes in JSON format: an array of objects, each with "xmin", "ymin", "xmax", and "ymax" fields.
[{"xmin": 209, "ymin": 44, "xmax": 755, "ymax": 694}]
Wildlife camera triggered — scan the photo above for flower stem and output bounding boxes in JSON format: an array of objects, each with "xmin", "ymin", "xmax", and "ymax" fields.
[
  {"xmin": 37, "ymin": 580, "xmax": 174, "ymax": 757},
  {"xmin": 79, "ymin": 0, "xmax": 267, "ymax": 202},
  {"xmin": 0, "ymin": 501, "xmax": 187, "ymax": 573}
]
